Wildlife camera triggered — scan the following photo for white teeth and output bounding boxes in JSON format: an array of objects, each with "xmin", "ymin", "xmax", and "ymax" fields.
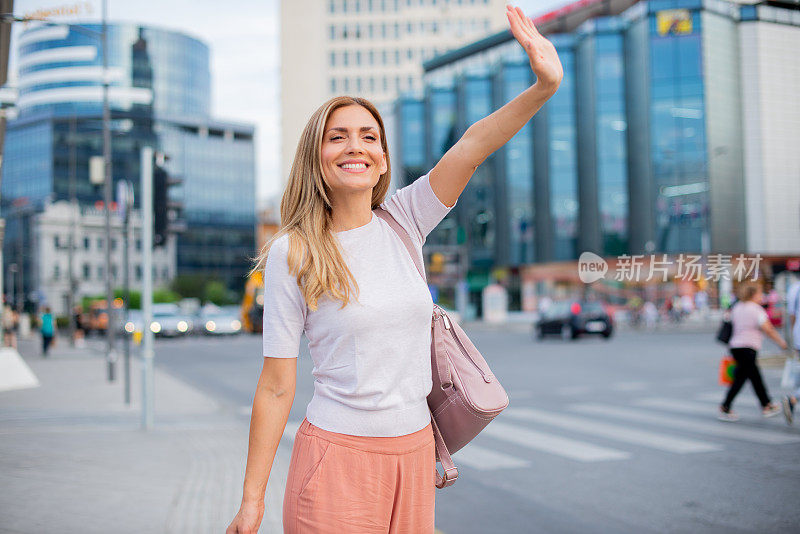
[{"xmin": 340, "ymin": 163, "xmax": 367, "ymax": 170}]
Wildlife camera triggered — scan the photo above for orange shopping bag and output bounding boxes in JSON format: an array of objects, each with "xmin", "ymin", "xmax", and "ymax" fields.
[{"xmin": 718, "ymin": 355, "xmax": 736, "ymax": 386}]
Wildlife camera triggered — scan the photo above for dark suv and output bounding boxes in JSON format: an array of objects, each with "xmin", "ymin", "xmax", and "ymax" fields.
[{"xmin": 535, "ymin": 300, "xmax": 613, "ymax": 340}]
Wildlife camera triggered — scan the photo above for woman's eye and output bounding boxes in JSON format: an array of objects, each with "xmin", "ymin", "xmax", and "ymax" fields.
[
  {"xmin": 365, "ymin": 135, "xmax": 377, "ymax": 141},
  {"xmin": 330, "ymin": 135, "xmax": 343, "ymax": 141}
]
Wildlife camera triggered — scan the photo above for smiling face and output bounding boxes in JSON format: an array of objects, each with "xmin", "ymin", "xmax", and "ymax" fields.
[{"xmin": 320, "ymin": 104, "xmax": 388, "ymax": 201}]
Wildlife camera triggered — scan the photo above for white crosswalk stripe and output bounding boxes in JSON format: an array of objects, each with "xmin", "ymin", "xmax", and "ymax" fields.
[
  {"xmin": 503, "ymin": 407, "xmax": 722, "ymax": 453},
  {"xmin": 482, "ymin": 420, "xmax": 631, "ymax": 462},
  {"xmin": 571, "ymin": 404, "xmax": 800, "ymax": 445},
  {"xmin": 453, "ymin": 443, "xmax": 532, "ymax": 470},
  {"xmin": 637, "ymin": 397, "xmax": 721, "ymax": 415}
]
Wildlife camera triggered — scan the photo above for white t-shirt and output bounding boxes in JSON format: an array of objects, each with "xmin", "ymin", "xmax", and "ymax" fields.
[{"xmin": 262, "ymin": 173, "xmax": 456, "ymax": 437}]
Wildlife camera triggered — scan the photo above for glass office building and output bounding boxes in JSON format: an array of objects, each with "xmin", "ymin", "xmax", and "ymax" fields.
[
  {"xmin": 394, "ymin": 0, "xmax": 799, "ymax": 311},
  {"xmin": 2, "ymin": 23, "xmax": 256, "ymax": 304}
]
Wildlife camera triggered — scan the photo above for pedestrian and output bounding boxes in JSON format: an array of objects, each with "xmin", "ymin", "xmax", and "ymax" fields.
[
  {"xmin": 40, "ymin": 306, "xmax": 55, "ymax": 357},
  {"xmin": 72, "ymin": 305, "xmax": 86, "ymax": 346},
  {"xmin": 225, "ymin": 7, "xmax": 562, "ymax": 533},
  {"xmin": 719, "ymin": 283, "xmax": 788, "ymax": 421},
  {"xmin": 781, "ymin": 278, "xmax": 800, "ymax": 424},
  {"xmin": 3, "ymin": 304, "xmax": 18, "ymax": 349}
]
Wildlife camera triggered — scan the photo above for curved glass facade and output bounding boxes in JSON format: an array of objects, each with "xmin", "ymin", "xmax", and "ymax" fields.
[
  {"xmin": 3, "ymin": 23, "xmax": 254, "ymax": 301},
  {"xmin": 16, "ymin": 23, "xmax": 210, "ymax": 119}
]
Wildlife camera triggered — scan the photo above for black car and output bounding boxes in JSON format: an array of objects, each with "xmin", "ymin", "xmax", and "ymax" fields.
[{"xmin": 535, "ymin": 300, "xmax": 613, "ymax": 340}]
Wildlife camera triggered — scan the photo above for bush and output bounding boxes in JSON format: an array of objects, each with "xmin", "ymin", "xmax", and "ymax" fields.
[
  {"xmin": 56, "ymin": 316, "xmax": 70, "ymax": 329},
  {"xmin": 153, "ymin": 288, "xmax": 181, "ymax": 303}
]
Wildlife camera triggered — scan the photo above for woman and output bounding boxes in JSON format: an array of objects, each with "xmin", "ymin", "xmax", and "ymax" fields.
[
  {"xmin": 227, "ymin": 6, "xmax": 562, "ymax": 533},
  {"xmin": 40, "ymin": 306, "xmax": 55, "ymax": 357},
  {"xmin": 719, "ymin": 283, "xmax": 788, "ymax": 421}
]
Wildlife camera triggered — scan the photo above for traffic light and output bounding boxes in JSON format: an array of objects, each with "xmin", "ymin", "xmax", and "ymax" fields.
[{"xmin": 152, "ymin": 154, "xmax": 184, "ymax": 248}]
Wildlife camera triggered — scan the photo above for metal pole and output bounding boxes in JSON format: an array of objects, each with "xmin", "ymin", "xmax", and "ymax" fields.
[
  {"xmin": 68, "ymin": 116, "xmax": 77, "ymax": 346},
  {"xmin": 141, "ymin": 146, "xmax": 155, "ymax": 430},
  {"xmin": 101, "ymin": 0, "xmax": 116, "ymax": 382},
  {"xmin": 123, "ymin": 181, "xmax": 132, "ymax": 405}
]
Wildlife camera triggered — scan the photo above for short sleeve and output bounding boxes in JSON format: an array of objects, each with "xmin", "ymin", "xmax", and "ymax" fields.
[
  {"xmin": 379, "ymin": 172, "xmax": 457, "ymax": 247},
  {"xmin": 262, "ymin": 235, "xmax": 307, "ymax": 358}
]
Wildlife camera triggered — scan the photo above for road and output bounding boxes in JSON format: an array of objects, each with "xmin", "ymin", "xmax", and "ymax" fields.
[{"xmin": 154, "ymin": 325, "xmax": 800, "ymax": 533}]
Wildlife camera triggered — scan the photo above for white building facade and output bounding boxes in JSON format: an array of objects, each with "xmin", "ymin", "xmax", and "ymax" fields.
[
  {"xmin": 280, "ymin": 0, "xmax": 509, "ymax": 186},
  {"xmin": 33, "ymin": 201, "xmax": 176, "ymax": 316}
]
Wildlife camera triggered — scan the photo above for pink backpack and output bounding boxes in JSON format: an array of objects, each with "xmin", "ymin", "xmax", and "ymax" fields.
[{"xmin": 374, "ymin": 208, "xmax": 509, "ymax": 488}]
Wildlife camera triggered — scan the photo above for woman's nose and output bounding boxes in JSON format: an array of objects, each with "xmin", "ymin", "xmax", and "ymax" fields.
[{"xmin": 344, "ymin": 136, "xmax": 365, "ymax": 154}]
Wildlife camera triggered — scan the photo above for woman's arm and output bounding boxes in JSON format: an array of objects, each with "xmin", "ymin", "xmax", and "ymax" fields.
[
  {"xmin": 760, "ymin": 321, "xmax": 788, "ymax": 350},
  {"xmin": 429, "ymin": 5, "xmax": 563, "ymax": 208},
  {"xmin": 227, "ymin": 357, "xmax": 297, "ymax": 534}
]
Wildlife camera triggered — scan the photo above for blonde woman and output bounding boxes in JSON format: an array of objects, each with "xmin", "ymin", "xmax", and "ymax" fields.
[{"xmin": 227, "ymin": 6, "xmax": 562, "ymax": 533}]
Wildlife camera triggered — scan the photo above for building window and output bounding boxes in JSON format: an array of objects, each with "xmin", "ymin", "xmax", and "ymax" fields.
[
  {"xmin": 84, "ymin": 237, "xmax": 90, "ymax": 250},
  {"xmin": 135, "ymin": 239, "xmax": 141, "ymax": 251},
  {"xmin": 394, "ymin": 49, "xmax": 400, "ymax": 64},
  {"xmin": 330, "ymin": 51, "xmax": 336, "ymax": 66},
  {"xmin": 111, "ymin": 238, "xmax": 117, "ymax": 251},
  {"xmin": 381, "ymin": 22, "xmax": 387, "ymax": 38},
  {"xmin": 368, "ymin": 49, "xmax": 374, "ymax": 65},
  {"xmin": 329, "ymin": 25, "xmax": 336, "ymax": 40},
  {"xmin": 381, "ymin": 49, "xmax": 388, "ymax": 64},
  {"xmin": 383, "ymin": 76, "xmax": 388, "ymax": 91},
  {"xmin": 369, "ymin": 77, "xmax": 376, "ymax": 92},
  {"xmin": 162, "ymin": 267, "xmax": 169, "ymax": 280},
  {"xmin": 368, "ymin": 24, "xmax": 374, "ymax": 38},
  {"xmin": 135, "ymin": 265, "xmax": 142, "ymax": 281},
  {"xmin": 97, "ymin": 237, "xmax": 104, "ymax": 250},
  {"xmin": 53, "ymin": 264, "xmax": 60, "ymax": 280},
  {"xmin": 357, "ymin": 77, "xmax": 362, "ymax": 92},
  {"xmin": 356, "ymin": 50, "xmax": 362, "ymax": 65},
  {"xmin": 97, "ymin": 265, "xmax": 104, "ymax": 279},
  {"xmin": 330, "ymin": 78, "xmax": 337, "ymax": 93},
  {"xmin": 344, "ymin": 78, "xmax": 350, "ymax": 92},
  {"xmin": 407, "ymin": 48, "xmax": 413, "ymax": 60},
  {"xmin": 83, "ymin": 263, "xmax": 90, "ymax": 280},
  {"xmin": 54, "ymin": 235, "xmax": 61, "ymax": 249},
  {"xmin": 329, "ymin": 0, "xmax": 336, "ymax": 13}
]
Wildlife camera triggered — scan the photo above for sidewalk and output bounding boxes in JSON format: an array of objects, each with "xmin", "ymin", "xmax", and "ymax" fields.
[{"xmin": 0, "ymin": 336, "xmax": 288, "ymax": 533}]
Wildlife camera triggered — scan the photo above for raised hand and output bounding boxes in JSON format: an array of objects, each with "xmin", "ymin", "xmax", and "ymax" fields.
[{"xmin": 506, "ymin": 5, "xmax": 563, "ymax": 91}]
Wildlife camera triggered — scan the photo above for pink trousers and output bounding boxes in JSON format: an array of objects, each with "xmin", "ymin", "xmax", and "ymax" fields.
[{"xmin": 283, "ymin": 418, "xmax": 436, "ymax": 533}]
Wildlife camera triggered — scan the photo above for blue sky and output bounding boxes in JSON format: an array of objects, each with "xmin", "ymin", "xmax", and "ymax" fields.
[{"xmin": 10, "ymin": 0, "xmax": 569, "ymax": 204}]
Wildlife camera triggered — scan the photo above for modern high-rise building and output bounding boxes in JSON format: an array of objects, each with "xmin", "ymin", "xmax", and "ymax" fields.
[
  {"xmin": 394, "ymin": 0, "xmax": 800, "ymax": 311},
  {"xmin": 280, "ymin": 0, "xmax": 509, "ymax": 188},
  {"xmin": 1, "ymin": 22, "xmax": 256, "ymax": 311}
]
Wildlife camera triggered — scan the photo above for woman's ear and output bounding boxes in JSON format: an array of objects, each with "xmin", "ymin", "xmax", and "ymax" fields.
[{"xmin": 379, "ymin": 152, "xmax": 388, "ymax": 175}]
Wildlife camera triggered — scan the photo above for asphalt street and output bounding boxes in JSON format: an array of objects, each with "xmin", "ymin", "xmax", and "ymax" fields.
[{"xmin": 154, "ymin": 326, "xmax": 800, "ymax": 533}]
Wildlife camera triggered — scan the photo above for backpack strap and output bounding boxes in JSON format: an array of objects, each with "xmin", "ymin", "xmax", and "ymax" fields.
[{"xmin": 373, "ymin": 208, "xmax": 426, "ymax": 283}]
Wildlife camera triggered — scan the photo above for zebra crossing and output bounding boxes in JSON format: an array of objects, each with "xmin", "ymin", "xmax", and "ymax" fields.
[{"xmin": 279, "ymin": 392, "xmax": 800, "ymax": 471}]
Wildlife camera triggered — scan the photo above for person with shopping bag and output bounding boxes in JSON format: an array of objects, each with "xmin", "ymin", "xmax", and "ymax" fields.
[
  {"xmin": 226, "ymin": 6, "xmax": 562, "ymax": 533},
  {"xmin": 719, "ymin": 283, "xmax": 788, "ymax": 421}
]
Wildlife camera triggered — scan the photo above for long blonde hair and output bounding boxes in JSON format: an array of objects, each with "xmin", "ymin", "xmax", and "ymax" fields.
[{"xmin": 251, "ymin": 96, "xmax": 392, "ymax": 311}]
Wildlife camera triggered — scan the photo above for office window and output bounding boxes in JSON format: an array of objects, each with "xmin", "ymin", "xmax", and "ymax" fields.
[
  {"xmin": 394, "ymin": 22, "xmax": 400, "ymax": 38},
  {"xmin": 381, "ymin": 49, "xmax": 388, "ymax": 64},
  {"xmin": 394, "ymin": 49, "xmax": 400, "ymax": 64},
  {"xmin": 357, "ymin": 77, "xmax": 362, "ymax": 92},
  {"xmin": 83, "ymin": 263, "xmax": 90, "ymax": 280},
  {"xmin": 368, "ymin": 24, "xmax": 374, "ymax": 38},
  {"xmin": 83, "ymin": 237, "xmax": 90, "ymax": 250},
  {"xmin": 329, "ymin": 25, "xmax": 336, "ymax": 40},
  {"xmin": 407, "ymin": 22, "xmax": 414, "ymax": 34},
  {"xmin": 344, "ymin": 78, "xmax": 350, "ymax": 92},
  {"xmin": 432, "ymin": 21, "xmax": 438, "ymax": 33},
  {"xmin": 355, "ymin": 0, "xmax": 360, "ymax": 12},
  {"xmin": 356, "ymin": 50, "xmax": 362, "ymax": 65},
  {"xmin": 53, "ymin": 235, "xmax": 61, "ymax": 249},
  {"xmin": 53, "ymin": 264, "xmax": 60, "ymax": 280},
  {"xmin": 330, "ymin": 78, "xmax": 337, "ymax": 93},
  {"xmin": 135, "ymin": 265, "xmax": 142, "ymax": 281},
  {"xmin": 383, "ymin": 76, "xmax": 388, "ymax": 91},
  {"xmin": 369, "ymin": 77, "xmax": 376, "ymax": 92},
  {"xmin": 135, "ymin": 239, "xmax": 141, "ymax": 251},
  {"xmin": 111, "ymin": 238, "xmax": 117, "ymax": 251},
  {"xmin": 330, "ymin": 51, "xmax": 336, "ymax": 66},
  {"xmin": 111, "ymin": 264, "xmax": 118, "ymax": 279},
  {"xmin": 97, "ymin": 265, "xmax": 104, "ymax": 279},
  {"xmin": 162, "ymin": 267, "xmax": 169, "ymax": 280},
  {"xmin": 343, "ymin": 50, "xmax": 350, "ymax": 66},
  {"xmin": 407, "ymin": 48, "xmax": 413, "ymax": 60},
  {"xmin": 381, "ymin": 22, "xmax": 387, "ymax": 38},
  {"xmin": 97, "ymin": 237, "xmax": 104, "ymax": 250},
  {"xmin": 368, "ymin": 49, "xmax": 375, "ymax": 65},
  {"xmin": 329, "ymin": 0, "xmax": 336, "ymax": 13}
]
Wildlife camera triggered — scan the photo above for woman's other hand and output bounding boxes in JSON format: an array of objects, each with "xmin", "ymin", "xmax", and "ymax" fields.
[
  {"xmin": 226, "ymin": 500, "xmax": 264, "ymax": 534},
  {"xmin": 506, "ymin": 5, "xmax": 563, "ymax": 91}
]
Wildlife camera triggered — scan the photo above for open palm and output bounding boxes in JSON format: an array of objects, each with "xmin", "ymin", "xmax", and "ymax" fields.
[{"xmin": 507, "ymin": 5, "xmax": 563, "ymax": 91}]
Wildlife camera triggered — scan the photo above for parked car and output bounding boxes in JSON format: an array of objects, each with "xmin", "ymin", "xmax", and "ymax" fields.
[
  {"xmin": 196, "ymin": 305, "xmax": 242, "ymax": 336},
  {"xmin": 150, "ymin": 303, "xmax": 194, "ymax": 337},
  {"xmin": 535, "ymin": 300, "xmax": 613, "ymax": 340}
]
